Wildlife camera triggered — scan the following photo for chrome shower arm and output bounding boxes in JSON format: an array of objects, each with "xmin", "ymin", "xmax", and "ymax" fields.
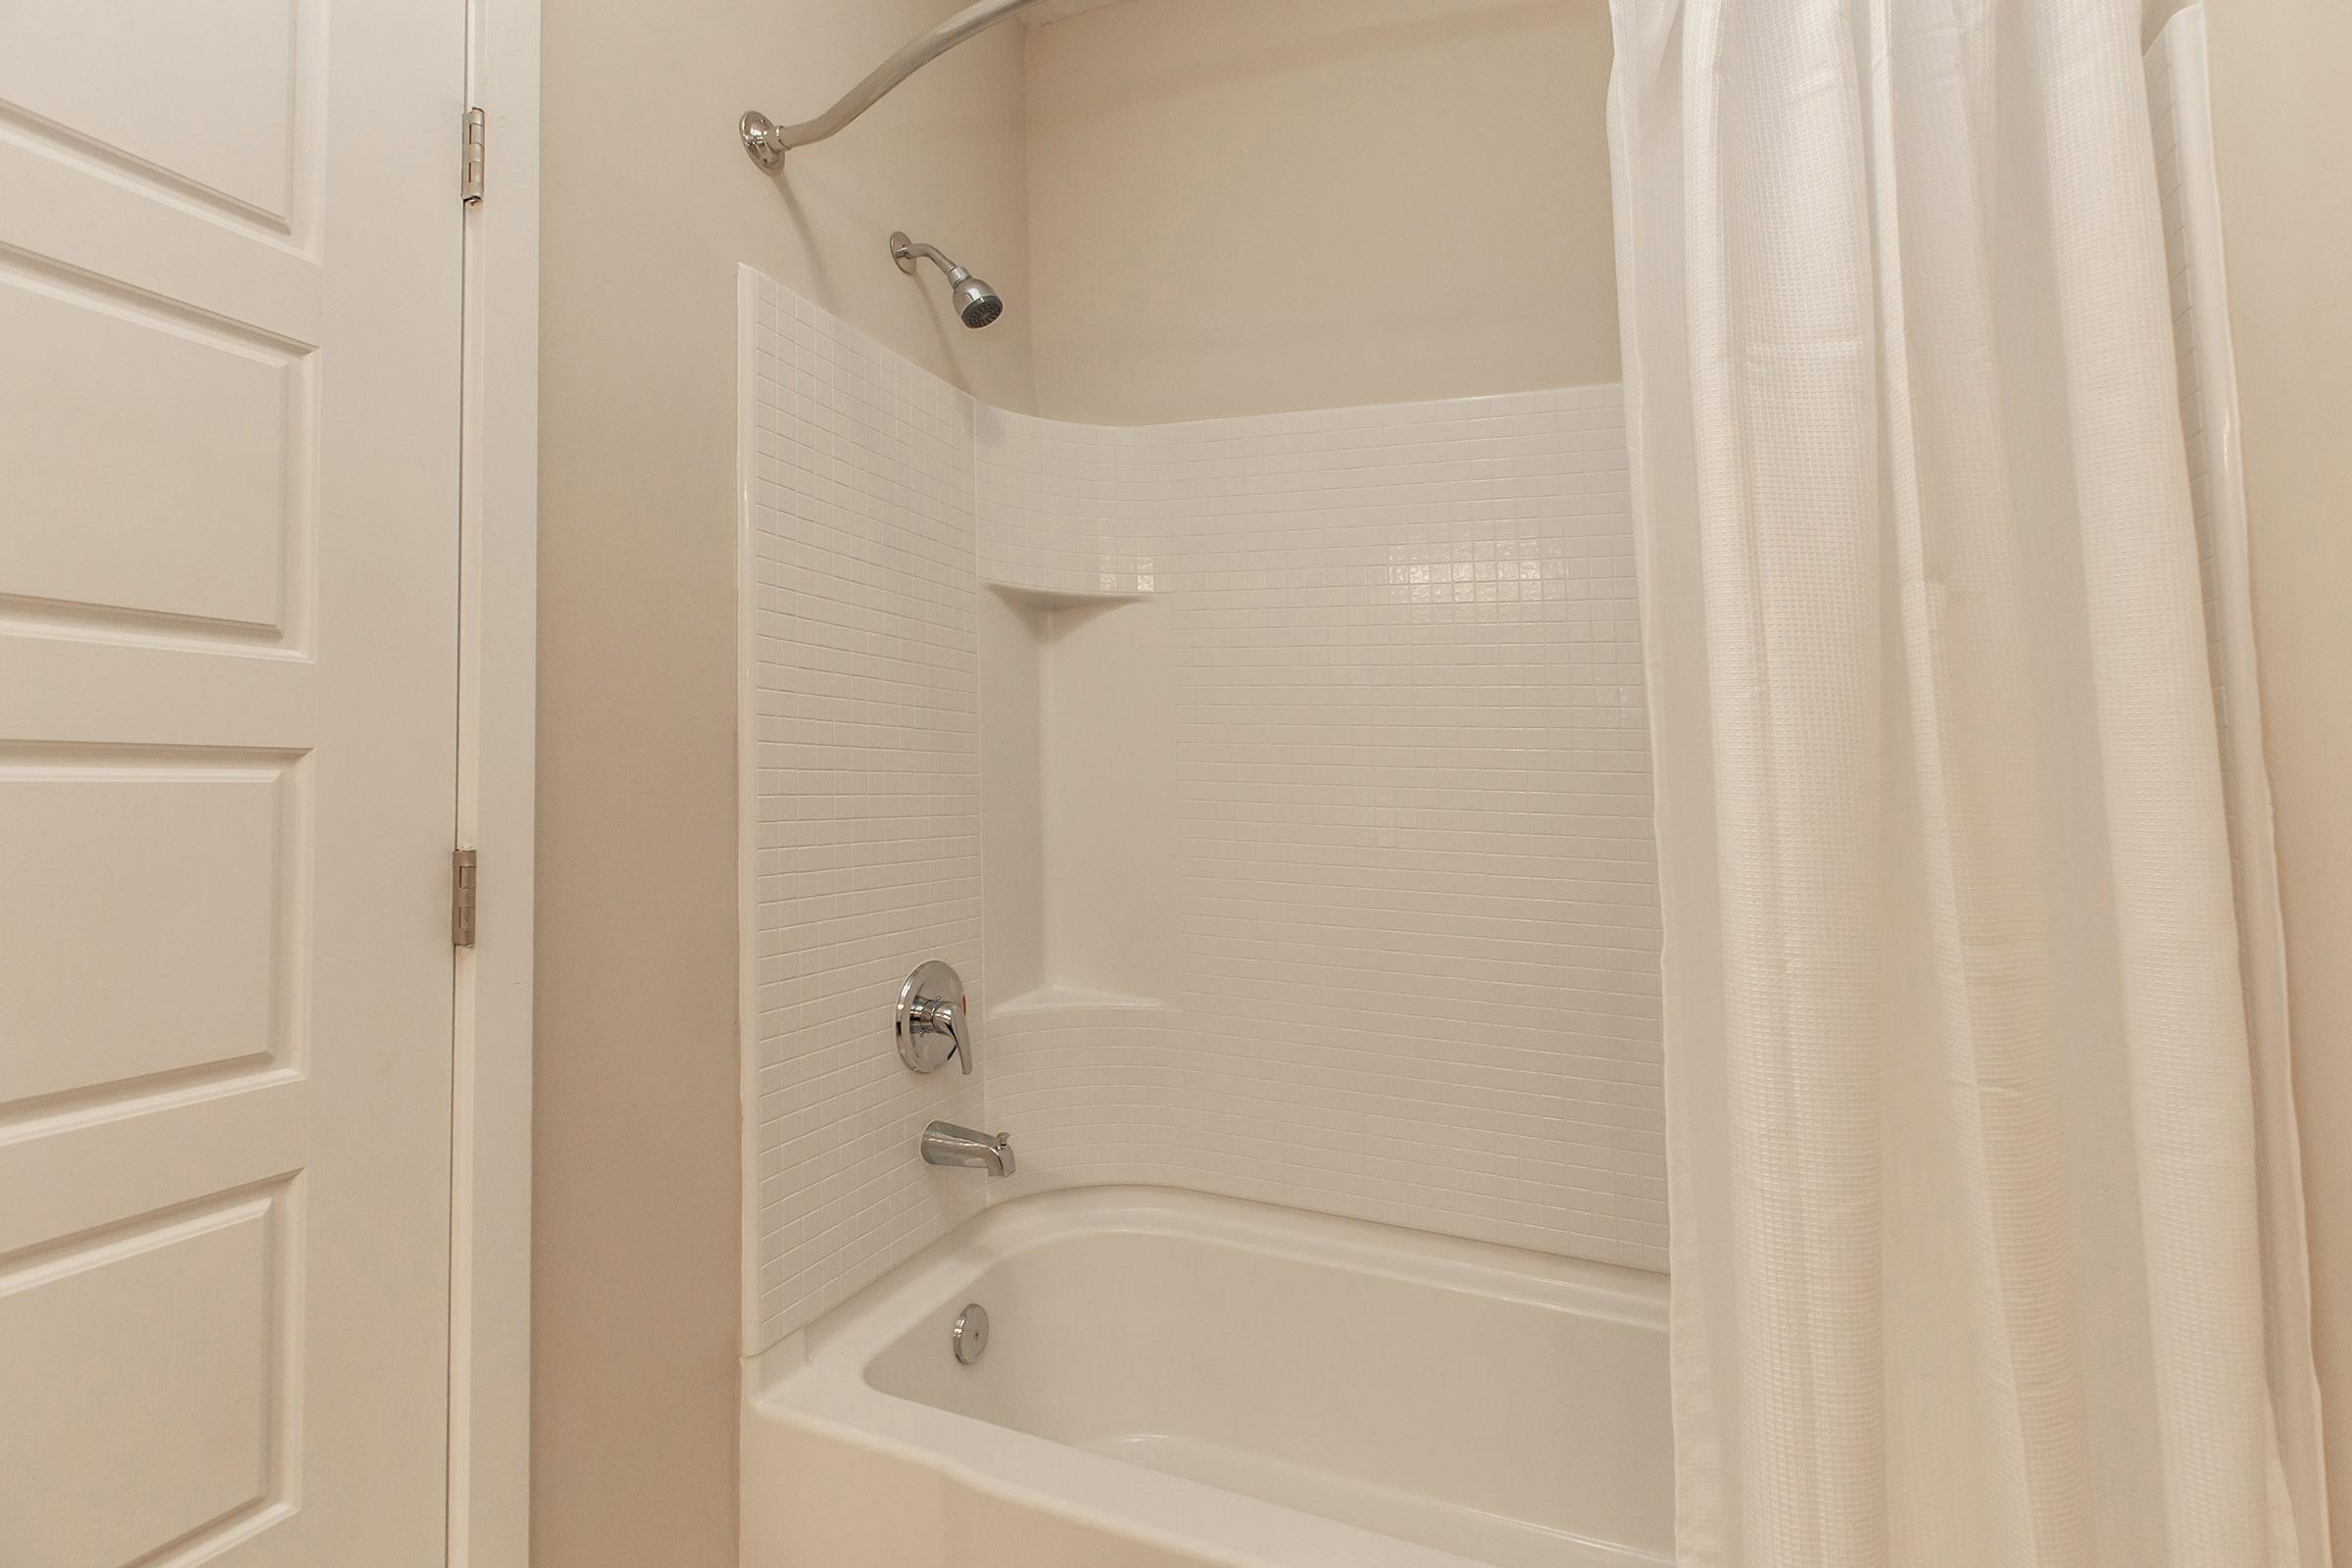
[
  {"xmin": 891, "ymin": 236, "xmax": 958, "ymax": 278},
  {"xmin": 887, "ymin": 230, "xmax": 1005, "ymax": 328},
  {"xmin": 741, "ymin": 0, "xmax": 1054, "ymax": 170}
]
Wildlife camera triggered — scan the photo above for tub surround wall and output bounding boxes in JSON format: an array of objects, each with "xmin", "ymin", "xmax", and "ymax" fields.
[
  {"xmin": 974, "ymin": 410, "xmax": 1156, "ymax": 597},
  {"xmin": 982, "ymin": 392, "xmax": 1660, "ymax": 1272},
  {"xmin": 742, "ymin": 273, "xmax": 990, "ymax": 1339},
  {"xmin": 745, "ymin": 270, "xmax": 1660, "ymax": 1353}
]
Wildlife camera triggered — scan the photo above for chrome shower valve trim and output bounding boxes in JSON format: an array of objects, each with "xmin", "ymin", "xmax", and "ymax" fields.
[{"xmin": 898, "ymin": 959, "xmax": 971, "ymax": 1075}]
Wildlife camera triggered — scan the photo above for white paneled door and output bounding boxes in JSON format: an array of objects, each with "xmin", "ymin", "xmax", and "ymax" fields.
[{"xmin": 0, "ymin": 0, "xmax": 466, "ymax": 1563}]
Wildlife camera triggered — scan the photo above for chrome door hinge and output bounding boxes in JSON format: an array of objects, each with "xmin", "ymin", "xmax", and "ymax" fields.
[
  {"xmin": 462, "ymin": 108, "xmax": 487, "ymax": 204},
  {"xmin": 453, "ymin": 848, "xmax": 478, "ymax": 949}
]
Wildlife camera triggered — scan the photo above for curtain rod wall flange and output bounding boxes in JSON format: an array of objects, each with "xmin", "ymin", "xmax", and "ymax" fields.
[{"xmin": 740, "ymin": 0, "xmax": 1054, "ymax": 172}]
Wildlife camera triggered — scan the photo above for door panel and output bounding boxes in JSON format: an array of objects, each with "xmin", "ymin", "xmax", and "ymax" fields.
[
  {"xmin": 0, "ymin": 276, "xmax": 301, "ymax": 633},
  {"xmin": 0, "ymin": 0, "xmax": 466, "ymax": 1560},
  {"xmin": 0, "ymin": 751, "xmax": 295, "ymax": 1111},
  {"xmin": 0, "ymin": 0, "xmax": 305, "ymax": 223},
  {"xmin": 0, "ymin": 1184, "xmax": 291, "ymax": 1568}
]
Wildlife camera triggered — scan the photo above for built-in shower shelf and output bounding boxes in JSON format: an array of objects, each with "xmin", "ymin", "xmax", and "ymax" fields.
[
  {"xmin": 982, "ymin": 578, "xmax": 1153, "ymax": 611},
  {"xmin": 980, "ymin": 580, "xmax": 1172, "ymax": 1013},
  {"xmin": 987, "ymin": 985, "xmax": 1171, "ymax": 1021}
]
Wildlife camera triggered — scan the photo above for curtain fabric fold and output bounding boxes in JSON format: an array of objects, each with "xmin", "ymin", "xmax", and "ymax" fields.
[{"xmin": 1603, "ymin": 2, "xmax": 2327, "ymax": 1563}]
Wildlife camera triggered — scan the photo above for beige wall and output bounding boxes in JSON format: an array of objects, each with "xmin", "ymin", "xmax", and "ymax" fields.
[
  {"xmin": 1023, "ymin": 0, "xmax": 1618, "ymax": 424},
  {"xmin": 534, "ymin": 3, "xmax": 1033, "ymax": 1564},
  {"xmin": 2200, "ymin": 1, "xmax": 2352, "ymax": 1556}
]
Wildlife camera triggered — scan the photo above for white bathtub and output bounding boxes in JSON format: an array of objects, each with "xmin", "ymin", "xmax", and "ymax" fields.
[{"xmin": 743, "ymin": 1187, "xmax": 1672, "ymax": 1568}]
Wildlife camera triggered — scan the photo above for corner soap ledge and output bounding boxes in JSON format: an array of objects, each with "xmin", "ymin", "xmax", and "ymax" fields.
[
  {"xmin": 987, "ymin": 985, "xmax": 1172, "ymax": 1020},
  {"xmin": 982, "ymin": 578, "xmax": 1154, "ymax": 611}
]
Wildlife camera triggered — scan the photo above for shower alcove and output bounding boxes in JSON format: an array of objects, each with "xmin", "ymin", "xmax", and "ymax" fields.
[{"xmin": 734, "ymin": 0, "xmax": 1665, "ymax": 1562}]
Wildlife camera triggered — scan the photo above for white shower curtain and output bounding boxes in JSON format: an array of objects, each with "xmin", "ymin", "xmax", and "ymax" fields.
[{"xmin": 1604, "ymin": 2, "xmax": 2328, "ymax": 1565}]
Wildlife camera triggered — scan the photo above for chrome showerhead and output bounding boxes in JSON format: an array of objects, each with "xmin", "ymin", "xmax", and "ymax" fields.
[
  {"xmin": 891, "ymin": 230, "xmax": 1004, "ymax": 329},
  {"xmin": 952, "ymin": 275, "xmax": 1004, "ymax": 329}
]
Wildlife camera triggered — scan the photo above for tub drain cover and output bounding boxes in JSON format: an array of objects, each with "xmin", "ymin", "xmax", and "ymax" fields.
[{"xmin": 953, "ymin": 1301, "xmax": 990, "ymax": 1365}]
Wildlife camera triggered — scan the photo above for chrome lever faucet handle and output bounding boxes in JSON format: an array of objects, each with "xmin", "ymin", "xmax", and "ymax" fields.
[{"xmin": 897, "ymin": 959, "xmax": 970, "ymax": 1075}]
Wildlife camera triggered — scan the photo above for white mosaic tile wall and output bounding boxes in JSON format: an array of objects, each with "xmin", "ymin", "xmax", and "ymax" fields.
[
  {"xmin": 743, "ymin": 267, "xmax": 1662, "ymax": 1353},
  {"xmin": 741, "ymin": 270, "xmax": 988, "ymax": 1345},
  {"xmin": 986, "ymin": 391, "xmax": 1664, "ymax": 1268},
  {"xmin": 973, "ymin": 408, "xmax": 1157, "ymax": 596}
]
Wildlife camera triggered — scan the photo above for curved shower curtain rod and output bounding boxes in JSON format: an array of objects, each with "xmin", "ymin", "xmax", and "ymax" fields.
[{"xmin": 739, "ymin": 0, "xmax": 1054, "ymax": 171}]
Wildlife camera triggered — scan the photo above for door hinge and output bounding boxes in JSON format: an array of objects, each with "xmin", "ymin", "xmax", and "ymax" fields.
[
  {"xmin": 462, "ymin": 107, "xmax": 487, "ymax": 205},
  {"xmin": 453, "ymin": 848, "xmax": 478, "ymax": 949}
]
